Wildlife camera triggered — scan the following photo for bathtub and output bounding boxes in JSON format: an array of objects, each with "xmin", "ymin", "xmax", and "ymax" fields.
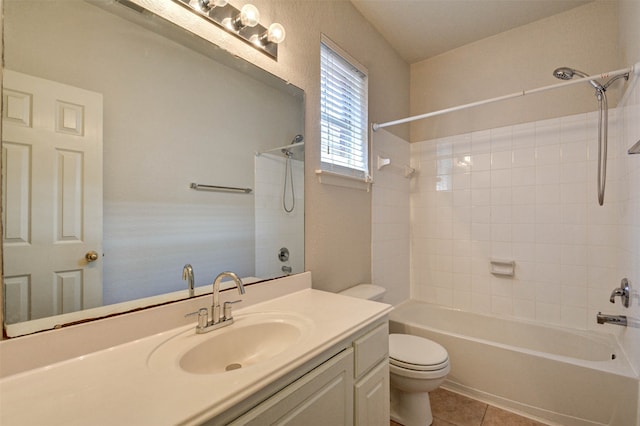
[{"xmin": 388, "ymin": 301, "xmax": 639, "ymax": 426}]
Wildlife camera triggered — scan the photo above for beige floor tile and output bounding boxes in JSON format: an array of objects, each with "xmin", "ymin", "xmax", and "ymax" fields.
[
  {"xmin": 391, "ymin": 389, "xmax": 550, "ymax": 426},
  {"xmin": 481, "ymin": 406, "xmax": 549, "ymax": 426},
  {"xmin": 391, "ymin": 415, "xmax": 457, "ymax": 426},
  {"xmin": 430, "ymin": 388, "xmax": 487, "ymax": 426},
  {"xmin": 432, "ymin": 418, "xmax": 458, "ymax": 426}
]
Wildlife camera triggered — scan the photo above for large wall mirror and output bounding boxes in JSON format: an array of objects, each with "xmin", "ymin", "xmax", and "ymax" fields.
[{"xmin": 2, "ymin": 0, "xmax": 305, "ymax": 337}]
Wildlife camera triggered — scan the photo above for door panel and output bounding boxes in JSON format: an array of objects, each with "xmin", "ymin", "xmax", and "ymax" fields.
[{"xmin": 2, "ymin": 70, "xmax": 103, "ymax": 322}]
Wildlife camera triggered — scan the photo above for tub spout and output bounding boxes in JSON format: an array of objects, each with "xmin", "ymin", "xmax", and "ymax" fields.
[{"xmin": 597, "ymin": 312, "xmax": 627, "ymax": 326}]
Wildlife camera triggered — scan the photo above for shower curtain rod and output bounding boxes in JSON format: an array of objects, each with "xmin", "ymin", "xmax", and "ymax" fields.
[{"xmin": 372, "ymin": 64, "xmax": 638, "ymax": 131}]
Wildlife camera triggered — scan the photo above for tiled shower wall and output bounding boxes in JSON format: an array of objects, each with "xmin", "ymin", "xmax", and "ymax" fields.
[
  {"xmin": 372, "ymin": 130, "xmax": 411, "ymax": 305},
  {"xmin": 410, "ymin": 96, "xmax": 638, "ymax": 333},
  {"xmin": 254, "ymin": 154, "xmax": 304, "ymax": 278}
]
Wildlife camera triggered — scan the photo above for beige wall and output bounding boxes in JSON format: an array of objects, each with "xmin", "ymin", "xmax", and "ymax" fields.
[
  {"xmin": 409, "ymin": 1, "xmax": 622, "ymax": 142},
  {"xmin": 246, "ymin": 1, "xmax": 410, "ymax": 292},
  {"xmin": 619, "ymin": 0, "xmax": 640, "ymax": 66}
]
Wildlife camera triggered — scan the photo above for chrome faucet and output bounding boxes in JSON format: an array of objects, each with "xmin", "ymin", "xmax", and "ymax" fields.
[
  {"xmin": 597, "ymin": 312, "xmax": 627, "ymax": 327},
  {"xmin": 191, "ymin": 271, "xmax": 245, "ymax": 334},
  {"xmin": 211, "ymin": 271, "xmax": 245, "ymax": 325},
  {"xmin": 609, "ymin": 278, "xmax": 630, "ymax": 308},
  {"xmin": 182, "ymin": 264, "xmax": 195, "ymax": 297}
]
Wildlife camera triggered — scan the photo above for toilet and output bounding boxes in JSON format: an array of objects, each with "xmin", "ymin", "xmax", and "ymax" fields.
[{"xmin": 339, "ymin": 284, "xmax": 450, "ymax": 426}]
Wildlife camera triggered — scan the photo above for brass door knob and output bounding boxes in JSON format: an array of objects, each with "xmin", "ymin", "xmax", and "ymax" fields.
[{"xmin": 85, "ymin": 251, "xmax": 99, "ymax": 262}]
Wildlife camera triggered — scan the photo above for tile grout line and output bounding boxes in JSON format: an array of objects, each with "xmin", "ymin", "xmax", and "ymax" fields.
[{"xmin": 479, "ymin": 404, "xmax": 489, "ymax": 426}]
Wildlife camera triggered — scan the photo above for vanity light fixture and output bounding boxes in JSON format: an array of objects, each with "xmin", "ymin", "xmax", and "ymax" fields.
[
  {"xmin": 173, "ymin": 0, "xmax": 285, "ymax": 60},
  {"xmin": 188, "ymin": 0, "xmax": 228, "ymax": 12}
]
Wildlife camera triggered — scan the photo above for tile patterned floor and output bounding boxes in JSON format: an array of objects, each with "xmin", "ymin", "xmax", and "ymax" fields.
[{"xmin": 390, "ymin": 388, "xmax": 550, "ymax": 426}]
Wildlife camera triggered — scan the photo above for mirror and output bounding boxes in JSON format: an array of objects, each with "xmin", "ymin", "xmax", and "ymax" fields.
[{"xmin": 2, "ymin": 0, "xmax": 305, "ymax": 337}]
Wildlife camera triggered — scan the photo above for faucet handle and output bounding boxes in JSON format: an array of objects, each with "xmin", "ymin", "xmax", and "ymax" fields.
[
  {"xmin": 610, "ymin": 288, "xmax": 623, "ymax": 303},
  {"xmin": 609, "ymin": 278, "xmax": 631, "ymax": 308},
  {"xmin": 185, "ymin": 308, "xmax": 209, "ymax": 329},
  {"xmin": 223, "ymin": 300, "xmax": 242, "ymax": 321}
]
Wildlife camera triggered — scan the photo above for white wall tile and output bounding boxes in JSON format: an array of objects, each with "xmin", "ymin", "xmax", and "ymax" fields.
[
  {"xmin": 535, "ymin": 145, "xmax": 561, "ymax": 165},
  {"xmin": 471, "ymin": 170, "xmax": 491, "ymax": 188},
  {"xmin": 512, "ymin": 148, "xmax": 536, "ymax": 168},
  {"xmin": 491, "ymin": 151, "xmax": 512, "ymax": 169},
  {"xmin": 490, "ymin": 126, "xmax": 512, "ymax": 152},
  {"xmin": 513, "ymin": 298, "xmax": 536, "ymax": 320},
  {"xmin": 491, "ymin": 169, "xmax": 511, "ymax": 187},
  {"xmin": 535, "ymin": 118, "xmax": 561, "ymax": 146},
  {"xmin": 535, "ymin": 302, "xmax": 561, "ymax": 324},
  {"xmin": 409, "ymin": 100, "xmax": 639, "ymax": 340},
  {"xmin": 535, "ymin": 164, "xmax": 560, "ymax": 185},
  {"xmin": 561, "ymin": 141, "xmax": 589, "ymax": 163}
]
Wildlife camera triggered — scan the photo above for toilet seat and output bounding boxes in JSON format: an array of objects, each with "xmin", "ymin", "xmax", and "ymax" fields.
[
  {"xmin": 389, "ymin": 333, "xmax": 449, "ymax": 371},
  {"xmin": 390, "ymin": 357, "xmax": 449, "ymax": 371}
]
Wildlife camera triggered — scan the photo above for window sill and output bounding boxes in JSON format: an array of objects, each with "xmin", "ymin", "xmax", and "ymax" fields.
[{"xmin": 315, "ymin": 169, "xmax": 372, "ymax": 192}]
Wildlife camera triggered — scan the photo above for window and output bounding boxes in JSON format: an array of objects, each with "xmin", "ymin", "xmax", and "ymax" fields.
[{"xmin": 320, "ymin": 36, "xmax": 369, "ymax": 181}]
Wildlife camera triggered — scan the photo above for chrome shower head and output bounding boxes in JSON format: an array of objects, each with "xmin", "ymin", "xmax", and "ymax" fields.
[
  {"xmin": 553, "ymin": 67, "xmax": 577, "ymax": 80},
  {"xmin": 553, "ymin": 67, "xmax": 603, "ymax": 91},
  {"xmin": 291, "ymin": 134, "xmax": 304, "ymax": 144}
]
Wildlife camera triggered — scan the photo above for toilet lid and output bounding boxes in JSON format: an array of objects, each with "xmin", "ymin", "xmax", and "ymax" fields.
[{"xmin": 389, "ymin": 334, "xmax": 448, "ymax": 370}]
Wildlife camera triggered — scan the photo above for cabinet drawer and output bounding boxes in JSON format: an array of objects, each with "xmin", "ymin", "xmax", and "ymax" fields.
[{"xmin": 353, "ymin": 322, "xmax": 388, "ymax": 378}]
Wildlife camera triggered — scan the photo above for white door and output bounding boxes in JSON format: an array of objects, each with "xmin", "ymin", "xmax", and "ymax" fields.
[{"xmin": 2, "ymin": 70, "xmax": 103, "ymax": 323}]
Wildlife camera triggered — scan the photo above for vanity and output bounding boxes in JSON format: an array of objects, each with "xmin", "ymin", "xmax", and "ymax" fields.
[{"xmin": 0, "ymin": 273, "xmax": 391, "ymax": 425}]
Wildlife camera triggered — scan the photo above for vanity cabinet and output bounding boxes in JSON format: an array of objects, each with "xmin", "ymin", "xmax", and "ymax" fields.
[
  {"xmin": 209, "ymin": 319, "xmax": 389, "ymax": 426},
  {"xmin": 0, "ymin": 285, "xmax": 393, "ymax": 426},
  {"xmin": 229, "ymin": 348, "xmax": 354, "ymax": 425},
  {"xmin": 353, "ymin": 323, "xmax": 390, "ymax": 426}
]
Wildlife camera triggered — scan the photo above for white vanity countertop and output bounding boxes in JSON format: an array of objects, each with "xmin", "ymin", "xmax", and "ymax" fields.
[{"xmin": 0, "ymin": 289, "xmax": 391, "ymax": 425}]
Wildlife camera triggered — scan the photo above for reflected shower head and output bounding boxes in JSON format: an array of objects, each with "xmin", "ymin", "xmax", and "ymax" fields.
[
  {"xmin": 282, "ymin": 135, "xmax": 304, "ymax": 158},
  {"xmin": 553, "ymin": 67, "xmax": 603, "ymax": 91}
]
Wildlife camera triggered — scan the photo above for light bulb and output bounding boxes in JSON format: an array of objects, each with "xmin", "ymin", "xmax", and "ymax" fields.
[
  {"xmin": 239, "ymin": 4, "xmax": 260, "ymax": 28},
  {"xmin": 266, "ymin": 23, "xmax": 285, "ymax": 44}
]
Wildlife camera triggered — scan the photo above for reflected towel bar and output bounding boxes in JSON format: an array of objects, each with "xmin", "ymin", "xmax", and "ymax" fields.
[{"xmin": 190, "ymin": 183, "xmax": 252, "ymax": 193}]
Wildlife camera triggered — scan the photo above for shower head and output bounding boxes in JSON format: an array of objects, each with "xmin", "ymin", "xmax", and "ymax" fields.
[
  {"xmin": 553, "ymin": 67, "xmax": 581, "ymax": 80},
  {"xmin": 553, "ymin": 67, "xmax": 603, "ymax": 91},
  {"xmin": 291, "ymin": 134, "xmax": 304, "ymax": 144}
]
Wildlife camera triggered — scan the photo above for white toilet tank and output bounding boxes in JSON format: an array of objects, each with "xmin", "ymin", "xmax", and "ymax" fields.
[{"xmin": 339, "ymin": 283, "xmax": 386, "ymax": 301}]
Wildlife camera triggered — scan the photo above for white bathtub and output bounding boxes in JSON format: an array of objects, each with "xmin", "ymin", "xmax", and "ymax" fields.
[{"xmin": 388, "ymin": 301, "xmax": 639, "ymax": 426}]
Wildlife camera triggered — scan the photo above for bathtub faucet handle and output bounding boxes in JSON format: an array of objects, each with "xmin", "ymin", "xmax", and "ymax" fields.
[{"xmin": 609, "ymin": 278, "xmax": 630, "ymax": 308}]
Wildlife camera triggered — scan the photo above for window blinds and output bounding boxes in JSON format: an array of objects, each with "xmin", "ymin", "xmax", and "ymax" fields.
[{"xmin": 320, "ymin": 40, "xmax": 369, "ymax": 179}]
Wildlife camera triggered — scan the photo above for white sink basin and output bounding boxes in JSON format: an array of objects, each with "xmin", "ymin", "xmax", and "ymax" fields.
[{"xmin": 147, "ymin": 312, "xmax": 313, "ymax": 375}]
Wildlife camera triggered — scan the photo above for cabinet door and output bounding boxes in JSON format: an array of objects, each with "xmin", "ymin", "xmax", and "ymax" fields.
[
  {"xmin": 229, "ymin": 348, "xmax": 354, "ymax": 426},
  {"xmin": 354, "ymin": 360, "xmax": 390, "ymax": 426}
]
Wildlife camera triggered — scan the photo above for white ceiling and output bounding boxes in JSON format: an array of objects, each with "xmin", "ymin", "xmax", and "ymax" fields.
[{"xmin": 350, "ymin": 0, "xmax": 595, "ymax": 63}]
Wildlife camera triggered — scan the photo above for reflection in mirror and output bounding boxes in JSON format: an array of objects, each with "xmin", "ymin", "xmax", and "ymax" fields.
[{"xmin": 2, "ymin": 0, "xmax": 304, "ymax": 337}]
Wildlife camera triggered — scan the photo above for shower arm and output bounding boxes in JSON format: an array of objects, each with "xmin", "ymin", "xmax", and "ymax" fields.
[
  {"xmin": 372, "ymin": 64, "xmax": 638, "ymax": 131},
  {"xmin": 602, "ymin": 73, "xmax": 629, "ymax": 91}
]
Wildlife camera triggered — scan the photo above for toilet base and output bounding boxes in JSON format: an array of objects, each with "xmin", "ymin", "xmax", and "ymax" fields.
[{"xmin": 390, "ymin": 388, "xmax": 433, "ymax": 426}]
